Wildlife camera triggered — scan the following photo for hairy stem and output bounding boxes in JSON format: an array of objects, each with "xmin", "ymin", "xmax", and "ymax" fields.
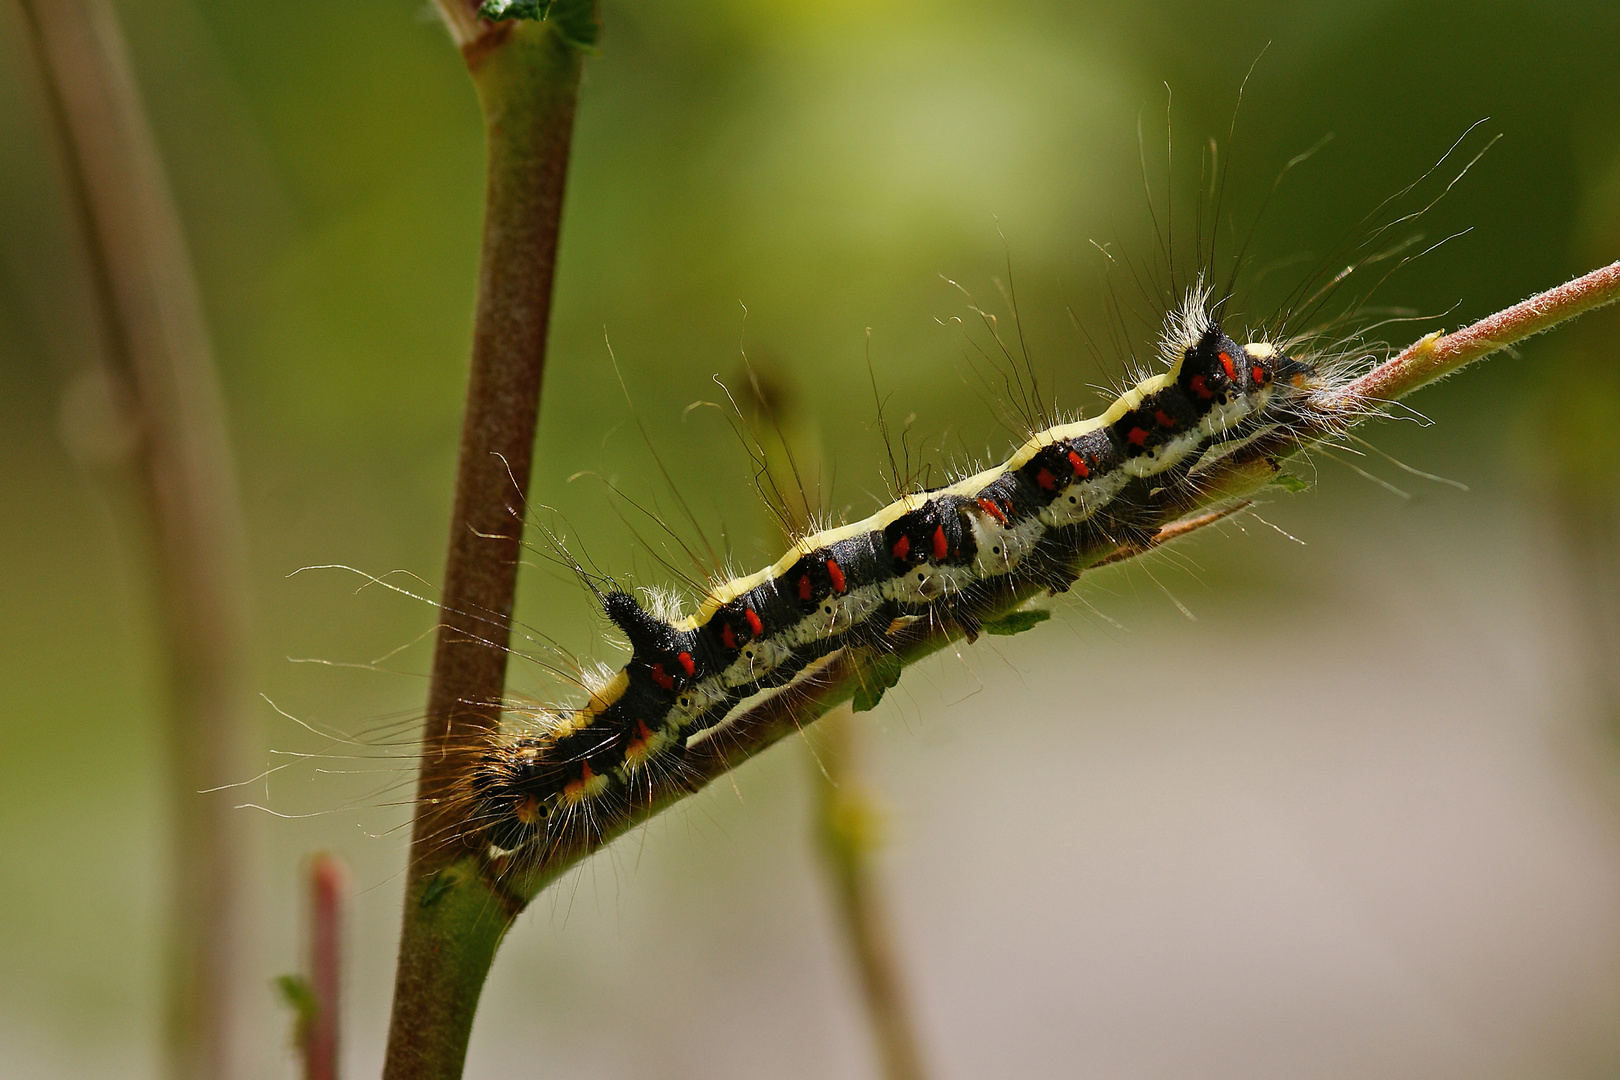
[
  {"xmin": 15, "ymin": 1, "xmax": 252, "ymax": 1077},
  {"xmin": 1329, "ymin": 260, "xmax": 1620, "ymax": 403},
  {"xmin": 491, "ymin": 261, "xmax": 1620, "ymax": 902},
  {"xmin": 381, "ymin": 9, "xmax": 592, "ymax": 1080}
]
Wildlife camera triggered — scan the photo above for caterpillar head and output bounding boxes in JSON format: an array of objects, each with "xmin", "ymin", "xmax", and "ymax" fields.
[
  {"xmin": 1172, "ymin": 323, "xmax": 1320, "ymax": 433},
  {"xmin": 1163, "ymin": 282, "xmax": 1318, "ymax": 403}
]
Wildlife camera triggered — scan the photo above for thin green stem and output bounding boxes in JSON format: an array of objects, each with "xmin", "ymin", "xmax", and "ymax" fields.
[
  {"xmin": 814, "ymin": 709, "xmax": 933, "ymax": 1080},
  {"xmin": 381, "ymin": 9, "xmax": 593, "ymax": 1080}
]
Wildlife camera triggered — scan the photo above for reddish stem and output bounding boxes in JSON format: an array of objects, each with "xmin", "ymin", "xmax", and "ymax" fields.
[
  {"xmin": 1331, "ymin": 260, "xmax": 1620, "ymax": 404},
  {"xmin": 308, "ymin": 854, "xmax": 347, "ymax": 1080}
]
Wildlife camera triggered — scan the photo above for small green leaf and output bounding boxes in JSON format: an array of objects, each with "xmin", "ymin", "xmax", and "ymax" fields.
[
  {"xmin": 418, "ymin": 871, "xmax": 457, "ymax": 909},
  {"xmin": 275, "ymin": 973, "xmax": 315, "ymax": 1015},
  {"xmin": 477, "ymin": 0, "xmax": 598, "ymax": 49},
  {"xmin": 547, "ymin": 0, "xmax": 600, "ymax": 48},
  {"xmin": 274, "ymin": 974, "xmax": 316, "ymax": 1048},
  {"xmin": 851, "ymin": 654, "xmax": 905, "ymax": 713},
  {"xmin": 1273, "ymin": 473, "xmax": 1311, "ymax": 493},
  {"xmin": 478, "ymin": 0, "xmax": 549, "ymax": 21},
  {"xmin": 982, "ymin": 608, "xmax": 1052, "ymax": 636}
]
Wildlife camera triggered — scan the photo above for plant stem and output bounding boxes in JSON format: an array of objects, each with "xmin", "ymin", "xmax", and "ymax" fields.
[
  {"xmin": 499, "ymin": 457, "xmax": 1286, "ymax": 902},
  {"xmin": 815, "ymin": 708, "xmax": 932, "ymax": 1080},
  {"xmin": 1329, "ymin": 260, "xmax": 1620, "ymax": 403},
  {"xmin": 14, "ymin": 1, "xmax": 252, "ymax": 1077},
  {"xmin": 382, "ymin": 10, "xmax": 591, "ymax": 1080},
  {"xmin": 307, "ymin": 854, "xmax": 348, "ymax": 1080},
  {"xmin": 494, "ymin": 260, "xmax": 1620, "ymax": 902}
]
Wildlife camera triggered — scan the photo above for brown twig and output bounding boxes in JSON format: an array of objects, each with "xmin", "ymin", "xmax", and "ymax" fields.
[
  {"xmin": 495, "ymin": 457, "xmax": 1285, "ymax": 901},
  {"xmin": 381, "ymin": 8, "xmax": 594, "ymax": 1080},
  {"xmin": 14, "ymin": 2, "xmax": 253, "ymax": 1077},
  {"xmin": 494, "ymin": 261, "xmax": 1620, "ymax": 901}
]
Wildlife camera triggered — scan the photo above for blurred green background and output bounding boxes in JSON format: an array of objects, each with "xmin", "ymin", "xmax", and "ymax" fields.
[{"xmin": 5, "ymin": 1, "xmax": 1620, "ymax": 1078}]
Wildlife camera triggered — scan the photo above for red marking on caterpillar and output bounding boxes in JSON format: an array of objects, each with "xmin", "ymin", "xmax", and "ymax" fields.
[
  {"xmin": 563, "ymin": 761, "xmax": 595, "ymax": 799},
  {"xmin": 1068, "ymin": 450, "xmax": 1090, "ymax": 478},
  {"xmin": 1154, "ymin": 409, "xmax": 1176, "ymax": 428},
  {"xmin": 827, "ymin": 559, "xmax": 846, "ymax": 593},
  {"xmin": 1036, "ymin": 467, "xmax": 1056, "ymax": 491},
  {"xmin": 515, "ymin": 796, "xmax": 541, "ymax": 826},
  {"xmin": 1190, "ymin": 374, "xmax": 1213, "ymax": 400},
  {"xmin": 1127, "ymin": 427, "xmax": 1149, "ymax": 447},
  {"xmin": 892, "ymin": 534, "xmax": 910, "ymax": 560},
  {"xmin": 798, "ymin": 574, "xmax": 813, "ymax": 600},
  {"xmin": 978, "ymin": 497, "xmax": 1007, "ymax": 524},
  {"xmin": 932, "ymin": 525, "xmax": 948, "ymax": 561},
  {"xmin": 1219, "ymin": 351, "xmax": 1236, "ymax": 380},
  {"xmin": 650, "ymin": 662, "xmax": 674, "ymax": 690},
  {"xmin": 744, "ymin": 608, "xmax": 763, "ymax": 636},
  {"xmin": 627, "ymin": 719, "xmax": 655, "ymax": 758},
  {"xmin": 721, "ymin": 623, "xmax": 737, "ymax": 650},
  {"xmin": 677, "ymin": 652, "xmax": 695, "ymax": 677}
]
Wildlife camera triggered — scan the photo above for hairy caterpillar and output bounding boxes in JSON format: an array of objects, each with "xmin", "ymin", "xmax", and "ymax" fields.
[{"xmin": 460, "ymin": 285, "xmax": 1335, "ymax": 859}]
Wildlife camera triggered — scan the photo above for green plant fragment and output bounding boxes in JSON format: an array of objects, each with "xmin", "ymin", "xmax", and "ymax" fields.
[
  {"xmin": 477, "ymin": 0, "xmax": 549, "ymax": 20},
  {"xmin": 982, "ymin": 609, "xmax": 1052, "ymax": 636},
  {"xmin": 418, "ymin": 870, "xmax": 457, "ymax": 909},
  {"xmin": 273, "ymin": 973, "xmax": 315, "ymax": 1047},
  {"xmin": 1273, "ymin": 473, "xmax": 1311, "ymax": 493},
  {"xmin": 851, "ymin": 653, "xmax": 905, "ymax": 713}
]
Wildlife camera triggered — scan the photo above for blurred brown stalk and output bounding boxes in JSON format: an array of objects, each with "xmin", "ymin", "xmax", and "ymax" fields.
[
  {"xmin": 814, "ymin": 707, "xmax": 932, "ymax": 1080},
  {"xmin": 14, "ymin": 1, "xmax": 253, "ymax": 1078},
  {"xmin": 307, "ymin": 854, "xmax": 347, "ymax": 1080},
  {"xmin": 748, "ymin": 365, "xmax": 934, "ymax": 1080}
]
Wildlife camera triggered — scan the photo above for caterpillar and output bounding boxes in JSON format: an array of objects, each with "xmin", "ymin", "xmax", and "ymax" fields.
[{"xmin": 462, "ymin": 285, "xmax": 1335, "ymax": 858}]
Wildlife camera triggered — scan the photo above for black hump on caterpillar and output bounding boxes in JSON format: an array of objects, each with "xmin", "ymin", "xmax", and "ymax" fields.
[
  {"xmin": 602, "ymin": 591, "xmax": 680, "ymax": 658},
  {"xmin": 1178, "ymin": 325, "xmax": 1245, "ymax": 402}
]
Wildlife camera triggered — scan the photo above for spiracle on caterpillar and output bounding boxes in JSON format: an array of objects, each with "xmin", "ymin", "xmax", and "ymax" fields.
[{"xmin": 450, "ymin": 284, "xmax": 1344, "ymax": 868}]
